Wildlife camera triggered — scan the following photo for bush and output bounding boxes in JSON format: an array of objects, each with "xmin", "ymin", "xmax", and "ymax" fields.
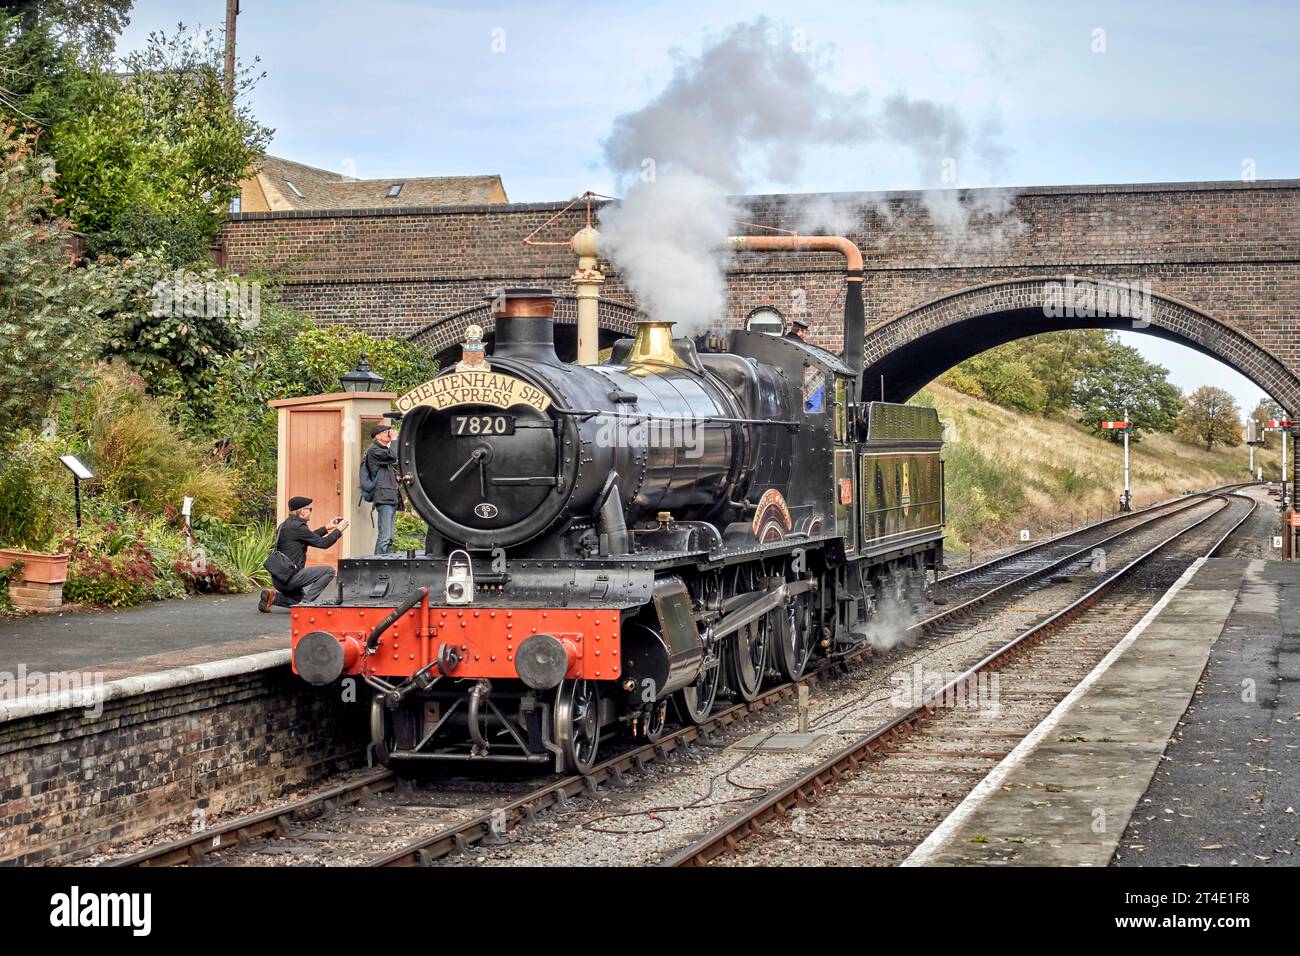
[
  {"xmin": 82, "ymin": 364, "xmax": 240, "ymax": 520},
  {"xmin": 0, "ymin": 559, "xmax": 24, "ymax": 612},
  {"xmin": 219, "ymin": 521, "xmax": 275, "ymax": 590},
  {"xmin": 0, "ymin": 438, "xmax": 72, "ymax": 550},
  {"xmin": 61, "ymin": 531, "xmax": 160, "ymax": 608},
  {"xmin": 392, "ymin": 511, "xmax": 426, "ymax": 553},
  {"xmin": 0, "ymin": 124, "xmax": 111, "ymax": 437},
  {"xmin": 290, "ymin": 324, "xmax": 440, "ymax": 398}
]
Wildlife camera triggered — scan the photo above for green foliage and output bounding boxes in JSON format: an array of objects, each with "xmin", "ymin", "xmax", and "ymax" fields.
[
  {"xmin": 939, "ymin": 330, "xmax": 1110, "ymax": 416},
  {"xmin": 1072, "ymin": 340, "xmax": 1182, "ymax": 442},
  {"xmin": 67, "ymin": 363, "xmax": 241, "ymax": 520},
  {"xmin": 60, "ymin": 517, "xmax": 165, "ymax": 607},
  {"xmin": 203, "ymin": 519, "xmax": 274, "ymax": 591},
  {"xmin": 95, "ymin": 251, "xmax": 258, "ymax": 407},
  {"xmin": 0, "ymin": 558, "xmax": 23, "ymax": 611},
  {"xmin": 1176, "ymin": 386, "xmax": 1243, "ymax": 451},
  {"xmin": 290, "ymin": 324, "xmax": 441, "ymax": 398},
  {"xmin": 392, "ymin": 510, "xmax": 426, "ymax": 553},
  {"xmin": 188, "ymin": 308, "xmax": 440, "ymax": 512},
  {"xmin": 0, "ymin": 123, "xmax": 112, "ymax": 436},
  {"xmin": 50, "ymin": 24, "xmax": 271, "ymax": 264},
  {"xmin": 0, "ymin": 436, "xmax": 70, "ymax": 549},
  {"xmin": 0, "ymin": 2, "xmax": 122, "ymax": 129},
  {"xmin": 941, "ymin": 442, "xmax": 1027, "ymax": 542}
]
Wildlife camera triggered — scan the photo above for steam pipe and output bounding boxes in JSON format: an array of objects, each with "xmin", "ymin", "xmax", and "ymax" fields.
[
  {"xmin": 727, "ymin": 235, "xmax": 866, "ymax": 382},
  {"xmin": 595, "ymin": 471, "xmax": 629, "ymax": 556}
]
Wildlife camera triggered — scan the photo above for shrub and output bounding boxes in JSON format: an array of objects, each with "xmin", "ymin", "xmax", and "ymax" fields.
[
  {"xmin": 82, "ymin": 364, "xmax": 240, "ymax": 520},
  {"xmin": 0, "ymin": 124, "xmax": 112, "ymax": 438},
  {"xmin": 62, "ymin": 534, "xmax": 160, "ymax": 607},
  {"xmin": 0, "ymin": 438, "xmax": 71, "ymax": 550},
  {"xmin": 0, "ymin": 559, "xmax": 24, "ymax": 612},
  {"xmin": 392, "ymin": 511, "xmax": 426, "ymax": 553},
  {"xmin": 221, "ymin": 521, "xmax": 275, "ymax": 590}
]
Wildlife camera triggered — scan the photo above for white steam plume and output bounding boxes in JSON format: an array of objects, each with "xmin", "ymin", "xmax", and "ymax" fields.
[
  {"xmin": 598, "ymin": 169, "xmax": 742, "ymax": 332},
  {"xmin": 599, "ymin": 17, "xmax": 1015, "ymax": 333}
]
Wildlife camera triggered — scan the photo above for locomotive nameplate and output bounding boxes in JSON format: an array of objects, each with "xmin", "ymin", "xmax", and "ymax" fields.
[{"xmin": 396, "ymin": 372, "xmax": 552, "ymax": 414}]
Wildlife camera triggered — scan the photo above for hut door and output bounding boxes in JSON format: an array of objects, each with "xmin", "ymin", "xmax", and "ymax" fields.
[{"xmin": 287, "ymin": 408, "xmax": 344, "ymax": 568}]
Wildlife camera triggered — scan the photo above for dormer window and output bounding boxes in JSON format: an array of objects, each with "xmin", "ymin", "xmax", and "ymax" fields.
[
  {"xmin": 284, "ymin": 180, "xmax": 304, "ymax": 199},
  {"xmin": 386, "ymin": 183, "xmax": 403, "ymax": 198}
]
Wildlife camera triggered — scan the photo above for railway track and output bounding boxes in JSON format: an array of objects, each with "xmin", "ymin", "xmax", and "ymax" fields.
[
  {"xmin": 106, "ymin": 486, "xmax": 1258, "ymax": 868},
  {"xmin": 663, "ymin": 492, "xmax": 1256, "ymax": 866},
  {"xmin": 936, "ymin": 487, "xmax": 1246, "ymax": 597}
]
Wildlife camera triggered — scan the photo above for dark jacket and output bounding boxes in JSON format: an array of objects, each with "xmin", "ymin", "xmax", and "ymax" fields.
[
  {"xmin": 274, "ymin": 514, "xmax": 341, "ymax": 568},
  {"xmin": 365, "ymin": 440, "xmax": 401, "ymax": 506}
]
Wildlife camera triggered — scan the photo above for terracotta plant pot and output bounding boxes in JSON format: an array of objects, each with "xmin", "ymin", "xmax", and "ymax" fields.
[{"xmin": 0, "ymin": 548, "xmax": 70, "ymax": 585}]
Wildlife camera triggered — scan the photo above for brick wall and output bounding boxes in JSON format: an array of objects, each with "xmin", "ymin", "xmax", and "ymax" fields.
[
  {"xmin": 220, "ymin": 179, "xmax": 1300, "ymax": 380},
  {"xmin": 0, "ymin": 665, "xmax": 368, "ymax": 865}
]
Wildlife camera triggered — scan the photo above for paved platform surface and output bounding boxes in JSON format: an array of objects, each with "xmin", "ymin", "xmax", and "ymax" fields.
[
  {"xmin": 1114, "ymin": 559, "xmax": 1300, "ymax": 867},
  {"xmin": 0, "ymin": 594, "xmax": 289, "ymax": 691},
  {"xmin": 905, "ymin": 556, "xmax": 1288, "ymax": 866}
]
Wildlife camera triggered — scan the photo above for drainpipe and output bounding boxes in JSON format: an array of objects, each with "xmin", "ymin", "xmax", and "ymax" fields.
[
  {"xmin": 572, "ymin": 226, "xmax": 604, "ymax": 365},
  {"xmin": 727, "ymin": 235, "xmax": 866, "ymax": 383}
]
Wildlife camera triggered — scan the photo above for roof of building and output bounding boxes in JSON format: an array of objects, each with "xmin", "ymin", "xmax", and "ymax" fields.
[{"xmin": 249, "ymin": 155, "xmax": 509, "ymax": 211}]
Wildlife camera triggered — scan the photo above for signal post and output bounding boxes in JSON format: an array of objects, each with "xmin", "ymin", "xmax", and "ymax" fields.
[{"xmin": 1101, "ymin": 414, "xmax": 1132, "ymax": 512}]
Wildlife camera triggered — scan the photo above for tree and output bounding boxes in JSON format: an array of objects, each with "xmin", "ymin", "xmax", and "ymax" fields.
[
  {"xmin": 51, "ymin": 24, "xmax": 272, "ymax": 263},
  {"xmin": 1248, "ymin": 397, "xmax": 1285, "ymax": 449},
  {"xmin": 939, "ymin": 329, "xmax": 1111, "ymax": 417},
  {"xmin": 0, "ymin": 123, "xmax": 109, "ymax": 439},
  {"xmin": 1, "ymin": 1, "xmax": 131, "ymax": 62},
  {"xmin": 1072, "ymin": 340, "xmax": 1182, "ymax": 441},
  {"xmin": 0, "ymin": 1, "xmax": 127, "ymax": 128},
  {"xmin": 1177, "ymin": 386, "xmax": 1243, "ymax": 451}
]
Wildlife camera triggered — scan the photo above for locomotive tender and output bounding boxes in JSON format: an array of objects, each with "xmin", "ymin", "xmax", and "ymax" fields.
[{"xmin": 290, "ymin": 238, "xmax": 945, "ymax": 773}]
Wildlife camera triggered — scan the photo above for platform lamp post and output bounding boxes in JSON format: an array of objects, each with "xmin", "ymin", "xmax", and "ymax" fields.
[
  {"xmin": 339, "ymin": 353, "xmax": 386, "ymax": 393},
  {"xmin": 1101, "ymin": 413, "xmax": 1132, "ymax": 512},
  {"xmin": 58, "ymin": 455, "xmax": 94, "ymax": 529}
]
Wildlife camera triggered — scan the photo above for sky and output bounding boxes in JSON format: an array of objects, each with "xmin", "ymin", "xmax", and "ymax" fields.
[{"xmin": 115, "ymin": 0, "xmax": 1300, "ymax": 415}]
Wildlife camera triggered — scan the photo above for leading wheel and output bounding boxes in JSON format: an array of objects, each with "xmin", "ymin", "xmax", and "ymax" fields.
[
  {"xmin": 675, "ymin": 657, "xmax": 720, "ymax": 724},
  {"xmin": 369, "ymin": 695, "xmax": 394, "ymax": 767},
  {"xmin": 554, "ymin": 679, "xmax": 601, "ymax": 774},
  {"xmin": 774, "ymin": 592, "xmax": 816, "ymax": 681},
  {"xmin": 725, "ymin": 611, "xmax": 770, "ymax": 702}
]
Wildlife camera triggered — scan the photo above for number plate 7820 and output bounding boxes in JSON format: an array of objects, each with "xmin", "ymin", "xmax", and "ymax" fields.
[{"xmin": 451, "ymin": 414, "xmax": 515, "ymax": 436}]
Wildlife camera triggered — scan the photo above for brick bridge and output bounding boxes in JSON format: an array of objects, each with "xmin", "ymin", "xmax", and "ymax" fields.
[{"xmin": 221, "ymin": 178, "xmax": 1300, "ymax": 410}]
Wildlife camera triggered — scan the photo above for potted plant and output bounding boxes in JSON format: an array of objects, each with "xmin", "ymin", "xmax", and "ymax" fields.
[
  {"xmin": 0, "ymin": 440, "xmax": 72, "ymax": 610},
  {"xmin": 0, "ymin": 539, "xmax": 70, "ymax": 611}
]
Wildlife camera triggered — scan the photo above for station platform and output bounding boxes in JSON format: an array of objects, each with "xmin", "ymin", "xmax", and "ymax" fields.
[
  {"xmin": 904, "ymin": 556, "xmax": 1300, "ymax": 867},
  {"xmin": 0, "ymin": 593, "xmax": 289, "ymax": 694}
]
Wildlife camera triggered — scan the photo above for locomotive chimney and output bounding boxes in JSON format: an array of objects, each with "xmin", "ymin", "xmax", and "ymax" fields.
[
  {"xmin": 727, "ymin": 235, "xmax": 866, "ymax": 383},
  {"xmin": 488, "ymin": 287, "xmax": 560, "ymax": 364},
  {"xmin": 627, "ymin": 320, "xmax": 689, "ymax": 368}
]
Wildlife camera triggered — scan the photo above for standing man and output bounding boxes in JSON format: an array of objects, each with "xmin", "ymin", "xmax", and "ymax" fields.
[
  {"xmin": 366, "ymin": 422, "xmax": 401, "ymax": 555},
  {"xmin": 259, "ymin": 496, "xmax": 348, "ymax": 611}
]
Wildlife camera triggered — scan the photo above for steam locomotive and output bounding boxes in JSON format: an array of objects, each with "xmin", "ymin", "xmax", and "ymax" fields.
[{"xmin": 290, "ymin": 255, "xmax": 945, "ymax": 773}]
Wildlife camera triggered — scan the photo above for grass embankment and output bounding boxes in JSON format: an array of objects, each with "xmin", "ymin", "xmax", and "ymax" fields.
[{"xmin": 915, "ymin": 383, "xmax": 1273, "ymax": 555}]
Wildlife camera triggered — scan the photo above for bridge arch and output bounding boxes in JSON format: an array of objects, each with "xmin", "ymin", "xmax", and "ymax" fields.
[
  {"xmin": 862, "ymin": 277, "xmax": 1300, "ymax": 412},
  {"xmin": 407, "ymin": 294, "xmax": 642, "ymax": 365}
]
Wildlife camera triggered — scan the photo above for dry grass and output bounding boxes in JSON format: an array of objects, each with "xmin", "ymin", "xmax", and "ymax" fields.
[{"xmin": 918, "ymin": 383, "xmax": 1268, "ymax": 553}]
